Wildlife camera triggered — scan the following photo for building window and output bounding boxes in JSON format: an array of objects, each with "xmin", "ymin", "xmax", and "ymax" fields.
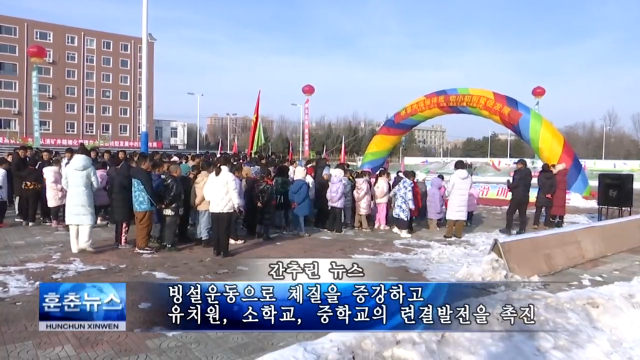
[
  {"xmin": 0, "ymin": 98, "xmax": 17, "ymax": 109},
  {"xmin": 65, "ymin": 121, "xmax": 77, "ymax": 134},
  {"xmin": 0, "ymin": 25, "xmax": 18, "ymax": 37},
  {"xmin": 39, "ymin": 120, "xmax": 52, "ymax": 132},
  {"xmin": 0, "ymin": 61, "xmax": 18, "ymax": 76},
  {"xmin": 102, "ymin": 56, "xmax": 112, "ymax": 67},
  {"xmin": 65, "ymin": 103, "xmax": 77, "ymax": 114},
  {"xmin": 34, "ymin": 30, "xmax": 52, "ymax": 42},
  {"xmin": 65, "ymin": 51, "xmax": 77, "ymax": 63},
  {"xmin": 101, "ymin": 123, "xmax": 112, "ymax": 134},
  {"xmin": 86, "ymin": 37, "xmax": 95, "ymax": 48},
  {"xmin": 85, "ymin": 54, "xmax": 95, "ymax": 65},
  {"xmin": 137, "ymin": 124, "xmax": 141, "ymax": 135},
  {"xmin": 119, "ymin": 91, "xmax": 129, "ymax": 101},
  {"xmin": 84, "ymin": 122, "xmax": 95, "ymax": 135},
  {"xmin": 170, "ymin": 127, "xmax": 178, "ymax": 139},
  {"xmin": 119, "ymin": 124, "xmax": 129, "ymax": 136},
  {"xmin": 36, "ymin": 66, "xmax": 52, "ymax": 77},
  {"xmin": 101, "ymin": 72, "xmax": 112, "ymax": 83},
  {"xmin": 101, "ymin": 105, "xmax": 112, "ymax": 116},
  {"xmin": 138, "ymin": 61, "xmax": 142, "ymax": 70},
  {"xmin": 119, "ymin": 59, "xmax": 130, "ymax": 69},
  {"xmin": 85, "ymin": 104, "xmax": 95, "ymax": 115},
  {"xmin": 85, "ymin": 71, "xmax": 95, "ymax": 81},
  {"xmin": 119, "ymin": 74, "xmax": 129, "ymax": 85},
  {"xmin": 119, "ymin": 107, "xmax": 129, "ymax": 117},
  {"xmin": 65, "ymin": 34, "xmax": 77, "ymax": 46},
  {"xmin": 0, "ymin": 118, "xmax": 17, "ymax": 130},
  {"xmin": 85, "ymin": 87, "xmax": 95, "ymax": 98},
  {"xmin": 137, "ymin": 77, "xmax": 142, "ymax": 86},
  {"xmin": 39, "ymin": 101, "xmax": 51, "ymax": 112},
  {"xmin": 137, "ymin": 93, "xmax": 142, "ymax": 102},
  {"xmin": 101, "ymin": 89, "xmax": 112, "ymax": 100},
  {"xmin": 66, "ymin": 85, "xmax": 77, "ymax": 97},
  {"xmin": 38, "ymin": 84, "xmax": 52, "ymax": 95},
  {"xmin": 102, "ymin": 40, "xmax": 112, "ymax": 51},
  {"xmin": 0, "ymin": 43, "xmax": 17, "ymax": 55},
  {"xmin": 0, "ymin": 80, "xmax": 17, "ymax": 92},
  {"xmin": 65, "ymin": 69, "xmax": 77, "ymax": 80},
  {"xmin": 120, "ymin": 42, "xmax": 130, "ymax": 53},
  {"xmin": 46, "ymin": 49, "xmax": 53, "ymax": 61},
  {"xmin": 154, "ymin": 126, "xmax": 163, "ymax": 140}
]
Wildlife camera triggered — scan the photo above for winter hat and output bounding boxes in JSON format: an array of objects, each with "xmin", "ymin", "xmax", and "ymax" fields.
[
  {"xmin": 322, "ymin": 166, "xmax": 330, "ymax": 177},
  {"xmin": 171, "ymin": 156, "xmax": 179, "ymax": 162},
  {"xmin": 294, "ymin": 167, "xmax": 306, "ymax": 180},
  {"xmin": 330, "ymin": 168, "xmax": 344, "ymax": 178},
  {"xmin": 416, "ymin": 172, "xmax": 427, "ymax": 182}
]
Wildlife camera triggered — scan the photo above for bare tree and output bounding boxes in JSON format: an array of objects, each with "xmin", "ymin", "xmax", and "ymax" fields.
[{"xmin": 631, "ymin": 112, "xmax": 640, "ymax": 144}]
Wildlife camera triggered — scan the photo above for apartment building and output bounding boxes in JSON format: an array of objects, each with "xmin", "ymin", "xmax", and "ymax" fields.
[
  {"xmin": 412, "ymin": 124, "xmax": 448, "ymax": 149},
  {"xmin": 206, "ymin": 114, "xmax": 274, "ymax": 137},
  {"xmin": 154, "ymin": 119, "xmax": 188, "ymax": 150},
  {"xmin": 0, "ymin": 15, "xmax": 157, "ymax": 149}
]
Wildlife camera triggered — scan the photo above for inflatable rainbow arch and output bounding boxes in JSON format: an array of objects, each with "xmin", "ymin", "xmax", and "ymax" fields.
[{"xmin": 360, "ymin": 88, "xmax": 591, "ymax": 196}]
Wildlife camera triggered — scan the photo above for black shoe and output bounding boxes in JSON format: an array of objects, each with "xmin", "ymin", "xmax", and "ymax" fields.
[
  {"xmin": 214, "ymin": 251, "xmax": 221, "ymax": 256},
  {"xmin": 202, "ymin": 242, "xmax": 213, "ymax": 248},
  {"xmin": 165, "ymin": 245, "xmax": 178, "ymax": 252},
  {"xmin": 499, "ymin": 228, "xmax": 512, "ymax": 235},
  {"xmin": 220, "ymin": 253, "xmax": 228, "ymax": 258},
  {"xmin": 262, "ymin": 235, "xmax": 272, "ymax": 241},
  {"xmin": 515, "ymin": 230, "xmax": 526, "ymax": 235},
  {"xmin": 443, "ymin": 235, "xmax": 453, "ymax": 239}
]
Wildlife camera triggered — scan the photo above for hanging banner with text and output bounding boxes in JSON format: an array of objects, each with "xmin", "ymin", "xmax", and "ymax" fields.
[
  {"xmin": 31, "ymin": 65, "xmax": 41, "ymax": 148},
  {"xmin": 304, "ymin": 98, "xmax": 310, "ymax": 158}
]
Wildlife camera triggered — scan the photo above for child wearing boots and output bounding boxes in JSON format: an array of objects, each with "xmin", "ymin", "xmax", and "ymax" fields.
[
  {"xmin": 373, "ymin": 169, "xmax": 390, "ymax": 230},
  {"xmin": 43, "ymin": 159, "xmax": 66, "ymax": 231},
  {"xmin": 353, "ymin": 171, "xmax": 372, "ymax": 231},
  {"xmin": 256, "ymin": 168, "xmax": 275, "ymax": 241}
]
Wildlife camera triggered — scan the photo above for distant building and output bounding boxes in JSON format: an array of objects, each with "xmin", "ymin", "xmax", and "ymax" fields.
[
  {"xmin": 0, "ymin": 15, "xmax": 155, "ymax": 148},
  {"xmin": 412, "ymin": 124, "xmax": 447, "ymax": 149},
  {"xmin": 496, "ymin": 133, "xmax": 511, "ymax": 140},
  {"xmin": 154, "ymin": 119, "xmax": 187, "ymax": 150},
  {"xmin": 205, "ymin": 114, "xmax": 274, "ymax": 137}
]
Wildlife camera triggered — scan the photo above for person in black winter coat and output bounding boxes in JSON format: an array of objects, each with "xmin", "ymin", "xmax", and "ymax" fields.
[
  {"xmin": 313, "ymin": 165, "xmax": 330, "ymax": 229},
  {"xmin": 177, "ymin": 169, "xmax": 194, "ymax": 241},
  {"xmin": 20, "ymin": 158, "xmax": 44, "ymax": 226},
  {"xmin": 160, "ymin": 164, "xmax": 184, "ymax": 250},
  {"xmin": 500, "ymin": 159, "xmax": 533, "ymax": 235},
  {"xmin": 533, "ymin": 164, "xmax": 556, "ymax": 229},
  {"xmin": 11, "ymin": 146, "xmax": 28, "ymax": 221},
  {"xmin": 36, "ymin": 150, "xmax": 53, "ymax": 224},
  {"xmin": 256, "ymin": 168, "xmax": 275, "ymax": 240},
  {"xmin": 108, "ymin": 159, "xmax": 134, "ymax": 247},
  {"xmin": 243, "ymin": 167, "xmax": 260, "ymax": 237}
]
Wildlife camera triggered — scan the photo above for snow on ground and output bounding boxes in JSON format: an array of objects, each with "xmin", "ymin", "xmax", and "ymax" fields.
[
  {"xmin": 0, "ymin": 257, "xmax": 106, "ymax": 297},
  {"xmin": 259, "ymin": 277, "xmax": 640, "ymax": 360},
  {"xmin": 260, "ymin": 213, "xmax": 640, "ymax": 360}
]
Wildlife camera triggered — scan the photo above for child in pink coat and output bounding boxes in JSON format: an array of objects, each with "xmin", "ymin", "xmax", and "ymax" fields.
[
  {"xmin": 43, "ymin": 159, "xmax": 66, "ymax": 230},
  {"xmin": 466, "ymin": 186, "xmax": 479, "ymax": 226}
]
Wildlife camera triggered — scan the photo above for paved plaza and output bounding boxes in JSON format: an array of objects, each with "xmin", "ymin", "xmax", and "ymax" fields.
[{"xmin": 0, "ymin": 205, "xmax": 638, "ymax": 359}]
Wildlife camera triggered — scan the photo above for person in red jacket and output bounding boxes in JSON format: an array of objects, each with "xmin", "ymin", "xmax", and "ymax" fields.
[
  {"xmin": 550, "ymin": 163, "xmax": 568, "ymax": 227},
  {"xmin": 407, "ymin": 171, "xmax": 421, "ymax": 233}
]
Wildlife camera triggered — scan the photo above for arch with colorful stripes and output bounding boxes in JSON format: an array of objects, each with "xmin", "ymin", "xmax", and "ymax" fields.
[{"xmin": 360, "ymin": 88, "xmax": 591, "ymax": 195}]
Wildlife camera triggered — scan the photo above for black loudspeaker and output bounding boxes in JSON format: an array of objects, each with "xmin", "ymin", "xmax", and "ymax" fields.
[{"xmin": 597, "ymin": 173, "xmax": 634, "ymax": 208}]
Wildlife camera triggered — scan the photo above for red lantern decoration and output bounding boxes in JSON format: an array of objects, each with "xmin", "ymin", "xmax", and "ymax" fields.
[
  {"xmin": 27, "ymin": 44, "xmax": 47, "ymax": 64},
  {"xmin": 531, "ymin": 86, "xmax": 546, "ymax": 99},
  {"xmin": 302, "ymin": 84, "xmax": 315, "ymax": 97}
]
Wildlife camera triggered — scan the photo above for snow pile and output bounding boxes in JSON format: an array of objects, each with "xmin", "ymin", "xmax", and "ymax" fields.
[
  {"xmin": 0, "ymin": 258, "xmax": 105, "ymax": 297},
  {"xmin": 260, "ymin": 277, "xmax": 640, "ymax": 360},
  {"xmin": 568, "ymin": 192, "xmax": 598, "ymax": 208}
]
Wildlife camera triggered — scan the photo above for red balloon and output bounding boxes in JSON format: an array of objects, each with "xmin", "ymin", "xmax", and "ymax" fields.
[
  {"xmin": 531, "ymin": 86, "xmax": 546, "ymax": 99},
  {"xmin": 27, "ymin": 44, "xmax": 47, "ymax": 59},
  {"xmin": 302, "ymin": 84, "xmax": 315, "ymax": 97}
]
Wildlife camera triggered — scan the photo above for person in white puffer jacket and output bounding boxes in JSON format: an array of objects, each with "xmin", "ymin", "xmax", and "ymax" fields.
[{"xmin": 203, "ymin": 156, "xmax": 241, "ymax": 258}]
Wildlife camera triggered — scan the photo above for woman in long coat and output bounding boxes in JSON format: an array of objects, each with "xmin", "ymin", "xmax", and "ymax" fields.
[
  {"xmin": 550, "ymin": 163, "xmax": 568, "ymax": 227},
  {"xmin": 62, "ymin": 145, "xmax": 99, "ymax": 253},
  {"xmin": 444, "ymin": 160, "xmax": 472, "ymax": 239},
  {"xmin": 108, "ymin": 158, "xmax": 134, "ymax": 247},
  {"xmin": 289, "ymin": 167, "xmax": 312, "ymax": 236}
]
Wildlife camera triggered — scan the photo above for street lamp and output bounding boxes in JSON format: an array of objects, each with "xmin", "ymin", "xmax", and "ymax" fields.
[
  {"xmin": 140, "ymin": 0, "xmax": 157, "ymax": 153},
  {"xmin": 187, "ymin": 92, "xmax": 203, "ymax": 153},
  {"xmin": 291, "ymin": 103, "xmax": 303, "ymax": 161},
  {"xmin": 602, "ymin": 123, "xmax": 611, "ymax": 160},
  {"xmin": 226, "ymin": 112, "xmax": 237, "ymax": 152}
]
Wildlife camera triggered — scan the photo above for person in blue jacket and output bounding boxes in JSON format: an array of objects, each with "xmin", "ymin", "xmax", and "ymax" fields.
[
  {"xmin": 150, "ymin": 161, "xmax": 164, "ymax": 244},
  {"xmin": 289, "ymin": 167, "xmax": 312, "ymax": 237}
]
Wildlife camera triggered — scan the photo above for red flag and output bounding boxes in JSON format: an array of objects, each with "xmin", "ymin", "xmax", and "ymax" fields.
[
  {"xmin": 218, "ymin": 138, "xmax": 222, "ymax": 155},
  {"xmin": 340, "ymin": 136, "xmax": 346, "ymax": 163},
  {"xmin": 288, "ymin": 141, "xmax": 293, "ymax": 162},
  {"xmin": 232, "ymin": 136, "xmax": 238, "ymax": 154},
  {"xmin": 247, "ymin": 90, "xmax": 261, "ymax": 155}
]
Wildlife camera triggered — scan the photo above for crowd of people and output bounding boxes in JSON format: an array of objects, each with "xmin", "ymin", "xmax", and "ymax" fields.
[{"xmin": 0, "ymin": 145, "xmax": 569, "ymax": 257}]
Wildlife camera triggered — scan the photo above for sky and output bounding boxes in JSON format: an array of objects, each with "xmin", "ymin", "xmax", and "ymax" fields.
[{"xmin": 5, "ymin": 0, "xmax": 640, "ymax": 139}]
